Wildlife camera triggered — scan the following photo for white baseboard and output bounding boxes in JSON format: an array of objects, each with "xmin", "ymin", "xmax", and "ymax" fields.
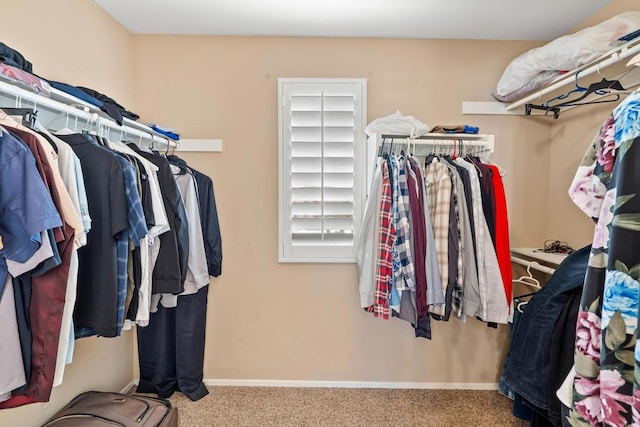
[
  {"xmin": 129, "ymin": 377, "xmax": 498, "ymax": 390},
  {"xmin": 120, "ymin": 381, "xmax": 137, "ymax": 394},
  {"xmin": 203, "ymin": 379, "xmax": 498, "ymax": 390}
]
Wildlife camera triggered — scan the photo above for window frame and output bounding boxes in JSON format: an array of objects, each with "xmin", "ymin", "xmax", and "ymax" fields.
[{"xmin": 278, "ymin": 77, "xmax": 368, "ymax": 263}]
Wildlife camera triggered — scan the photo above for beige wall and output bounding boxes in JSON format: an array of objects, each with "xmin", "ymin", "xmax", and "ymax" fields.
[
  {"xmin": 570, "ymin": 0, "xmax": 639, "ymax": 31},
  {"xmin": 0, "ymin": 1, "xmax": 135, "ymax": 426},
  {"xmin": 132, "ymin": 35, "xmax": 549, "ymax": 384},
  {"xmin": 1, "ymin": 0, "xmax": 135, "ymax": 106},
  {"xmin": 546, "ymin": 104, "xmax": 614, "ymax": 248},
  {"xmin": 545, "ymin": 0, "xmax": 639, "ymax": 248}
]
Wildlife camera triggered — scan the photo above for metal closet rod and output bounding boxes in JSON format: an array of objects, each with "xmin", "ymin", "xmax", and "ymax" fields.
[
  {"xmin": 380, "ymin": 133, "xmax": 485, "ymax": 140},
  {"xmin": 380, "ymin": 135, "xmax": 489, "ymax": 149},
  {"xmin": 510, "ymin": 255, "xmax": 556, "ymax": 275},
  {"xmin": 0, "ymin": 80, "xmax": 177, "ymax": 149}
]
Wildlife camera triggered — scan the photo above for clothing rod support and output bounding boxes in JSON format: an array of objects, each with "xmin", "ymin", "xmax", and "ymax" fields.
[
  {"xmin": 510, "ymin": 255, "xmax": 556, "ymax": 275},
  {"xmin": 0, "ymin": 80, "xmax": 177, "ymax": 149}
]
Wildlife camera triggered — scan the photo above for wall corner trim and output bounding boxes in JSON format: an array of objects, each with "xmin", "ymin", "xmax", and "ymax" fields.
[{"xmin": 120, "ymin": 380, "xmax": 137, "ymax": 394}]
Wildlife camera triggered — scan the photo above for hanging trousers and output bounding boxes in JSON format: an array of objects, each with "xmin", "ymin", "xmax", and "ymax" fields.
[{"xmin": 137, "ymin": 285, "xmax": 209, "ymax": 401}]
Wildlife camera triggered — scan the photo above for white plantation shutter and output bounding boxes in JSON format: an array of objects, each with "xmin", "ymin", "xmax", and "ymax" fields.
[{"xmin": 279, "ymin": 79, "xmax": 367, "ymax": 262}]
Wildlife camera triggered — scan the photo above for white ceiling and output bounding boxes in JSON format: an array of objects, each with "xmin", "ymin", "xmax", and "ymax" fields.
[{"xmin": 95, "ymin": 0, "xmax": 610, "ymax": 40}]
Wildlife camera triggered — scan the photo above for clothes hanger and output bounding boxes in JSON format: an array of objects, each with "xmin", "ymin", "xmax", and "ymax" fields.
[
  {"xmin": 51, "ymin": 111, "xmax": 74, "ymax": 135},
  {"xmin": 553, "ymin": 65, "xmax": 626, "ymax": 108},
  {"xmin": 512, "ymin": 262, "xmax": 542, "ymax": 290},
  {"xmin": 161, "ymin": 137, "xmax": 171, "ymax": 156},
  {"xmin": 3, "ymin": 94, "xmax": 38, "ymax": 128},
  {"xmin": 424, "ymin": 142, "xmax": 436, "ymax": 166},
  {"xmin": 399, "ymin": 136, "xmax": 408, "ymax": 157},
  {"xmin": 515, "ymin": 297, "xmax": 531, "ymax": 313},
  {"xmin": 513, "ymin": 290, "xmax": 539, "ymax": 313},
  {"xmin": 544, "ymin": 70, "xmax": 595, "ymax": 107},
  {"xmin": 378, "ymin": 137, "xmax": 386, "ymax": 157},
  {"xmin": 98, "ymin": 124, "xmax": 110, "ymax": 148},
  {"xmin": 3, "ymin": 108, "xmax": 37, "ymax": 128}
]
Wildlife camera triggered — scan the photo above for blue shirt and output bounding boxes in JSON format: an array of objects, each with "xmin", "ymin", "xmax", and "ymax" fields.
[
  {"xmin": 113, "ymin": 152, "xmax": 148, "ymax": 335},
  {"xmin": 48, "ymin": 81, "xmax": 104, "ymax": 108},
  {"xmin": 0, "ymin": 128, "xmax": 61, "ymax": 291}
]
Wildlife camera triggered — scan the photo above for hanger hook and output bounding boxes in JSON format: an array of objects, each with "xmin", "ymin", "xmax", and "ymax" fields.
[{"xmin": 575, "ymin": 70, "xmax": 588, "ymax": 91}]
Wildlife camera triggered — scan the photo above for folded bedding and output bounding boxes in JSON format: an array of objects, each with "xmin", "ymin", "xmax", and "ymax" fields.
[{"xmin": 494, "ymin": 12, "xmax": 640, "ymax": 102}]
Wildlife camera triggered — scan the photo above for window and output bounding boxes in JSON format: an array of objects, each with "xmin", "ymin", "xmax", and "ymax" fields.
[{"xmin": 278, "ymin": 78, "xmax": 367, "ymax": 263}]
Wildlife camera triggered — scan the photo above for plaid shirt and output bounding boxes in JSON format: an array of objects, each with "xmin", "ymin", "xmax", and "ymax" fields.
[
  {"xmin": 424, "ymin": 158, "xmax": 451, "ymax": 316},
  {"xmin": 390, "ymin": 156, "xmax": 416, "ymax": 294},
  {"xmin": 114, "ymin": 154, "xmax": 148, "ymax": 336},
  {"xmin": 369, "ymin": 161, "xmax": 396, "ymax": 319}
]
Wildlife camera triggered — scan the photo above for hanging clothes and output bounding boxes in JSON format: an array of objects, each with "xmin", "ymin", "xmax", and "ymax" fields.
[
  {"xmin": 357, "ymin": 158, "xmax": 383, "ymax": 310},
  {"xmin": 149, "ymin": 163, "xmax": 208, "ymax": 310},
  {"xmin": 137, "ymin": 153, "xmax": 221, "ymax": 402},
  {"xmin": 127, "ymin": 144, "xmax": 189, "ymax": 295},
  {"xmin": 56, "ymin": 133, "xmax": 128, "ymax": 338},
  {"xmin": 502, "ymin": 246, "xmax": 589, "ymax": 422},
  {"xmin": 34, "ymin": 128, "xmax": 91, "ymax": 387},
  {"xmin": 454, "ymin": 157, "xmax": 509, "ymax": 324},
  {"xmin": 0, "ymin": 114, "xmax": 77, "ymax": 408},
  {"xmin": 0, "ymin": 99, "xmax": 222, "ymax": 408},
  {"xmin": 368, "ymin": 159, "xmax": 395, "ymax": 320},
  {"xmin": 488, "ymin": 164, "xmax": 513, "ymax": 306},
  {"xmin": 109, "ymin": 140, "xmax": 170, "ymax": 328},
  {"xmin": 356, "ymin": 141, "xmax": 512, "ymax": 340},
  {"xmin": 0, "ymin": 126, "xmax": 62, "ymax": 404},
  {"xmin": 567, "ymin": 92, "xmax": 640, "ymax": 426}
]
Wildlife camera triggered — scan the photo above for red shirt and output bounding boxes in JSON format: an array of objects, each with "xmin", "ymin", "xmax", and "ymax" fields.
[{"xmin": 487, "ymin": 165, "xmax": 512, "ymax": 305}]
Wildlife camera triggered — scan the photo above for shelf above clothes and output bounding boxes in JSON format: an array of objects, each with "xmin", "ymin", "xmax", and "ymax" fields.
[
  {"xmin": 0, "ymin": 79, "xmax": 177, "ymax": 150},
  {"xmin": 463, "ymin": 38, "xmax": 640, "ymax": 118}
]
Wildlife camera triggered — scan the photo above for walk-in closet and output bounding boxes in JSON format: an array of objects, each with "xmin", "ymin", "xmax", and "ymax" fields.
[{"xmin": 1, "ymin": 1, "xmax": 639, "ymax": 426}]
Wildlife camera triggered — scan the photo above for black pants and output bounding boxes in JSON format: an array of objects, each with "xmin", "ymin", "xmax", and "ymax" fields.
[{"xmin": 137, "ymin": 286, "xmax": 209, "ymax": 401}]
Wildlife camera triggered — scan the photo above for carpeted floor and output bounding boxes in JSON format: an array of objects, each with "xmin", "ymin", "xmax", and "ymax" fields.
[{"xmin": 144, "ymin": 387, "xmax": 527, "ymax": 426}]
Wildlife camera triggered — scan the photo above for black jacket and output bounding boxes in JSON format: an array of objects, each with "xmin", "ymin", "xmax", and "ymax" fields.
[{"xmin": 167, "ymin": 155, "xmax": 222, "ymax": 276}]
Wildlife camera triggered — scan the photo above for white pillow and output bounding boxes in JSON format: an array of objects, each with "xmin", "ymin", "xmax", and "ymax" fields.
[{"xmin": 496, "ymin": 12, "xmax": 640, "ymax": 98}]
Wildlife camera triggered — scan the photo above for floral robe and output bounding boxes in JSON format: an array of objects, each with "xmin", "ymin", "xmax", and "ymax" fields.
[{"xmin": 568, "ymin": 93, "xmax": 640, "ymax": 426}]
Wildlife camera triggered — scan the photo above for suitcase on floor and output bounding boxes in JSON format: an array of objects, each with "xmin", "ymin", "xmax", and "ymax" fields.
[{"xmin": 43, "ymin": 391, "xmax": 178, "ymax": 426}]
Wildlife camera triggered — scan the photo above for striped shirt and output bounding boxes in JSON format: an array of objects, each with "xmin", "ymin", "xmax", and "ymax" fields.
[{"xmin": 424, "ymin": 158, "xmax": 452, "ymax": 316}]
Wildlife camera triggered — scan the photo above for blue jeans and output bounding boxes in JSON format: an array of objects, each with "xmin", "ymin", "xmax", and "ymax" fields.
[
  {"xmin": 499, "ymin": 307, "xmax": 532, "ymax": 420},
  {"xmin": 502, "ymin": 246, "xmax": 590, "ymax": 410}
]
